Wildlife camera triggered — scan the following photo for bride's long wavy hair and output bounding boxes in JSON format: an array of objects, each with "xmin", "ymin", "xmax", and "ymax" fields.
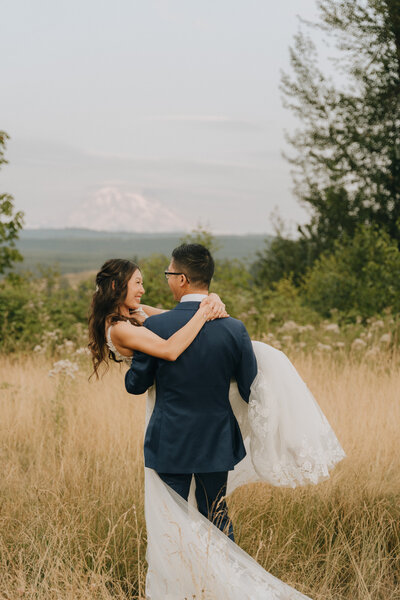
[{"xmin": 88, "ymin": 258, "xmax": 142, "ymax": 379}]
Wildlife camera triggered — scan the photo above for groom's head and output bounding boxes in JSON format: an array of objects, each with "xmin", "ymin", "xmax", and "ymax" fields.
[{"xmin": 166, "ymin": 243, "xmax": 215, "ymax": 301}]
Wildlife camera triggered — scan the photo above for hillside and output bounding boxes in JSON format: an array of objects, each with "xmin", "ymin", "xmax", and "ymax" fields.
[{"xmin": 15, "ymin": 229, "xmax": 270, "ymax": 274}]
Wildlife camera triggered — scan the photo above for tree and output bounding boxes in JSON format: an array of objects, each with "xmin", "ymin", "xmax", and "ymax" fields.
[
  {"xmin": 179, "ymin": 227, "xmax": 253, "ymax": 315},
  {"xmin": 0, "ymin": 132, "xmax": 24, "ymax": 274},
  {"xmin": 179, "ymin": 225, "xmax": 222, "ymax": 255},
  {"xmin": 302, "ymin": 224, "xmax": 400, "ymax": 317},
  {"xmin": 282, "ymin": 0, "xmax": 400, "ymax": 251},
  {"xmin": 251, "ymin": 233, "xmax": 315, "ymax": 286}
]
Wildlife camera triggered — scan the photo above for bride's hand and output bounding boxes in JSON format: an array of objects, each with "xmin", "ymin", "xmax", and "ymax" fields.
[{"xmin": 200, "ymin": 293, "xmax": 229, "ymax": 321}]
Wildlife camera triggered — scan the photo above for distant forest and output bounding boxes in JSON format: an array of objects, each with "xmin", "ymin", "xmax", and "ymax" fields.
[{"xmin": 15, "ymin": 229, "xmax": 270, "ymax": 274}]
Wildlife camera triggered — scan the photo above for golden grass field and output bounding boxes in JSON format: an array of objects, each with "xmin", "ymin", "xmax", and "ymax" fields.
[{"xmin": 0, "ymin": 353, "xmax": 399, "ymax": 600}]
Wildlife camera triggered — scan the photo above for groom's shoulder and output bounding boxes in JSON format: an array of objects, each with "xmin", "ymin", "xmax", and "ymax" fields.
[
  {"xmin": 223, "ymin": 315, "xmax": 245, "ymax": 327},
  {"xmin": 215, "ymin": 315, "xmax": 247, "ymax": 334},
  {"xmin": 143, "ymin": 310, "xmax": 175, "ymax": 331}
]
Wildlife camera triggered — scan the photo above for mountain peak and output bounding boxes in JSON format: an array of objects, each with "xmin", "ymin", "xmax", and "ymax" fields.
[{"xmin": 67, "ymin": 186, "xmax": 191, "ymax": 233}]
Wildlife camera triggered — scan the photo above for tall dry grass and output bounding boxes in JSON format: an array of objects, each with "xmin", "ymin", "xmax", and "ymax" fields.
[{"xmin": 0, "ymin": 353, "xmax": 399, "ymax": 599}]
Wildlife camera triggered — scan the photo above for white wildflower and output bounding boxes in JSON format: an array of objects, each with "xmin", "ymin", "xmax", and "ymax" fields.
[
  {"xmin": 33, "ymin": 345, "xmax": 43, "ymax": 353},
  {"xmin": 279, "ymin": 321, "xmax": 300, "ymax": 333},
  {"xmin": 43, "ymin": 330, "xmax": 60, "ymax": 340},
  {"xmin": 323, "ymin": 323, "xmax": 340, "ymax": 334},
  {"xmin": 351, "ymin": 338, "xmax": 367, "ymax": 350},
  {"xmin": 317, "ymin": 343, "xmax": 332, "ymax": 352},
  {"xmin": 335, "ymin": 342, "xmax": 345, "ymax": 349},
  {"xmin": 302, "ymin": 324, "xmax": 315, "ymax": 332},
  {"xmin": 365, "ymin": 347, "xmax": 380, "ymax": 359},
  {"xmin": 282, "ymin": 335, "xmax": 293, "ymax": 344},
  {"xmin": 298, "ymin": 342, "xmax": 307, "ymax": 349},
  {"xmin": 63, "ymin": 340, "xmax": 75, "ymax": 351},
  {"xmin": 370, "ymin": 319, "xmax": 384, "ymax": 330},
  {"xmin": 76, "ymin": 347, "xmax": 90, "ymax": 355},
  {"xmin": 379, "ymin": 333, "xmax": 391, "ymax": 344},
  {"xmin": 48, "ymin": 359, "xmax": 79, "ymax": 379},
  {"xmin": 261, "ymin": 333, "xmax": 275, "ymax": 344}
]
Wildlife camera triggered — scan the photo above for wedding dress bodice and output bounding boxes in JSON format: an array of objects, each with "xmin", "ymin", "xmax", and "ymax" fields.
[{"xmin": 106, "ymin": 307, "xmax": 148, "ymax": 364}]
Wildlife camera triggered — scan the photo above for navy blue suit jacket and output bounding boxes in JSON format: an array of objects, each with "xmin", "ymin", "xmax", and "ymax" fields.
[{"xmin": 125, "ymin": 301, "xmax": 258, "ymax": 473}]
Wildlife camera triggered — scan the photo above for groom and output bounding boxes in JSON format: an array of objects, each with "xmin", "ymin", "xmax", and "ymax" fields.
[{"xmin": 125, "ymin": 243, "xmax": 257, "ymax": 540}]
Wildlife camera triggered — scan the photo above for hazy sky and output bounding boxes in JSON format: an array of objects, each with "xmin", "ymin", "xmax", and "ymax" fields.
[{"xmin": 1, "ymin": 0, "xmax": 322, "ymax": 234}]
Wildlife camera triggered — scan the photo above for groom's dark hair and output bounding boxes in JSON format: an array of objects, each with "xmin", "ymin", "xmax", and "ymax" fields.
[{"xmin": 172, "ymin": 243, "xmax": 214, "ymax": 288}]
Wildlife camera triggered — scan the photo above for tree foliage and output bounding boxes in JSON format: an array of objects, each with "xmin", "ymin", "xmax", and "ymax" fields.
[
  {"xmin": 179, "ymin": 225, "xmax": 222, "ymax": 255},
  {"xmin": 302, "ymin": 224, "xmax": 400, "ymax": 317},
  {"xmin": 251, "ymin": 235, "xmax": 315, "ymax": 286},
  {"xmin": 0, "ymin": 132, "xmax": 24, "ymax": 274},
  {"xmin": 256, "ymin": 0, "xmax": 400, "ymax": 286},
  {"xmin": 282, "ymin": 0, "xmax": 400, "ymax": 248}
]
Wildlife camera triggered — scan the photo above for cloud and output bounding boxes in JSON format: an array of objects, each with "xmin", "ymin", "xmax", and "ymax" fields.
[{"xmin": 143, "ymin": 115, "xmax": 265, "ymax": 131}]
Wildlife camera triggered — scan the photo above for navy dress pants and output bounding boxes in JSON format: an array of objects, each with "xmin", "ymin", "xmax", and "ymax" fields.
[{"xmin": 157, "ymin": 471, "xmax": 234, "ymax": 541}]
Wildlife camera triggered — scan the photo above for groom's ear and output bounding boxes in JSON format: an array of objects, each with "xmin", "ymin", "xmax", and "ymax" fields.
[{"xmin": 179, "ymin": 275, "xmax": 187, "ymax": 286}]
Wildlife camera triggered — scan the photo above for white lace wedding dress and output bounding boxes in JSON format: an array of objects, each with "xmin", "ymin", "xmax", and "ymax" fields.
[{"xmin": 107, "ymin": 318, "xmax": 346, "ymax": 600}]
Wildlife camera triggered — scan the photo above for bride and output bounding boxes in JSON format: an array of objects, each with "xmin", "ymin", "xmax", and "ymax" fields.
[{"xmin": 88, "ymin": 256, "xmax": 345, "ymax": 600}]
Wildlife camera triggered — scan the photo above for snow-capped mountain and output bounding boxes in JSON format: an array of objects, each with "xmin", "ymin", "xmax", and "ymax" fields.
[{"xmin": 67, "ymin": 186, "xmax": 191, "ymax": 233}]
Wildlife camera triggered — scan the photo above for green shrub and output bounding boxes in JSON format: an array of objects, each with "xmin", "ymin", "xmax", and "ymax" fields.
[
  {"xmin": 301, "ymin": 226, "xmax": 400, "ymax": 318},
  {"xmin": 139, "ymin": 254, "xmax": 175, "ymax": 310},
  {"xmin": 0, "ymin": 271, "xmax": 91, "ymax": 353}
]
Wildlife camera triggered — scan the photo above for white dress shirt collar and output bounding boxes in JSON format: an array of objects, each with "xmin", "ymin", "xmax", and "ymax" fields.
[{"xmin": 180, "ymin": 293, "xmax": 208, "ymax": 303}]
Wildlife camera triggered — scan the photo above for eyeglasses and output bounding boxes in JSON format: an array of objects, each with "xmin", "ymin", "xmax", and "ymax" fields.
[{"xmin": 164, "ymin": 270, "xmax": 190, "ymax": 282}]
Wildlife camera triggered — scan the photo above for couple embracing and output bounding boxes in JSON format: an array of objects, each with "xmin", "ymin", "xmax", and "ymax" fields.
[{"xmin": 89, "ymin": 243, "xmax": 345, "ymax": 599}]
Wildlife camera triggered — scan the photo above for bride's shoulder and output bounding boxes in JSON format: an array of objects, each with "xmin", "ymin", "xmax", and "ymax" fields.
[
  {"xmin": 110, "ymin": 319, "xmax": 133, "ymax": 330},
  {"xmin": 108, "ymin": 319, "xmax": 136, "ymax": 341}
]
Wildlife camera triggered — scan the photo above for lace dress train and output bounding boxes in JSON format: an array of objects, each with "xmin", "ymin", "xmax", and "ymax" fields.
[{"xmin": 144, "ymin": 341, "xmax": 345, "ymax": 599}]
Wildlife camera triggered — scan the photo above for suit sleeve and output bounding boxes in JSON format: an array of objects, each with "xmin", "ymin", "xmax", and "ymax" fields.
[
  {"xmin": 124, "ymin": 320, "xmax": 158, "ymax": 395},
  {"xmin": 235, "ymin": 323, "xmax": 258, "ymax": 403}
]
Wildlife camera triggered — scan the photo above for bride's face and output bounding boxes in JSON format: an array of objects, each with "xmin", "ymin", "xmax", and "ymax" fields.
[{"xmin": 123, "ymin": 269, "xmax": 145, "ymax": 310}]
